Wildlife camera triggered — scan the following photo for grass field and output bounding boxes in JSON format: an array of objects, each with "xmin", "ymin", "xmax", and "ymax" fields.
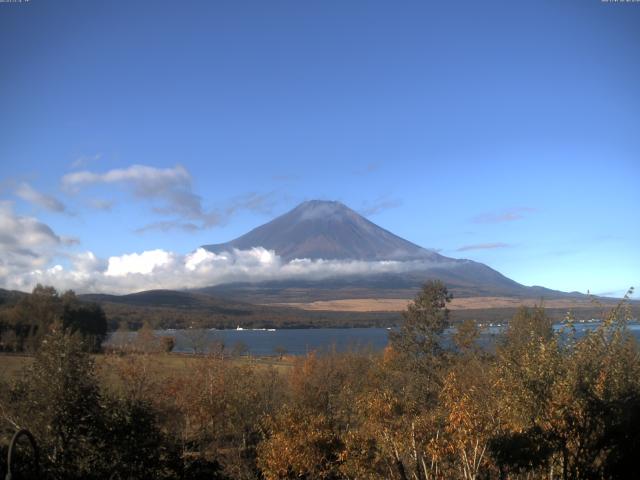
[
  {"xmin": 0, "ymin": 352, "xmax": 294, "ymax": 385},
  {"xmin": 0, "ymin": 354, "xmax": 33, "ymax": 382},
  {"xmin": 272, "ymin": 296, "xmax": 622, "ymax": 312}
]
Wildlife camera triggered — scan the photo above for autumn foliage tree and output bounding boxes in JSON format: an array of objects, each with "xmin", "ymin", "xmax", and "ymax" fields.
[{"xmin": 490, "ymin": 293, "xmax": 640, "ymax": 479}]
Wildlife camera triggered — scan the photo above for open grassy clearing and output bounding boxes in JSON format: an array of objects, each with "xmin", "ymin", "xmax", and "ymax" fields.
[
  {"xmin": 271, "ymin": 295, "xmax": 624, "ymax": 312},
  {"xmin": 0, "ymin": 352, "xmax": 294, "ymax": 384}
]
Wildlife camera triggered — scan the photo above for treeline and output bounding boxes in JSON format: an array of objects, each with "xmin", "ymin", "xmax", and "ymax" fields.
[
  {"xmin": 98, "ymin": 301, "xmax": 400, "ymax": 331},
  {"xmin": 0, "ymin": 285, "xmax": 107, "ymax": 353},
  {"xmin": 1, "ymin": 282, "xmax": 639, "ymax": 479}
]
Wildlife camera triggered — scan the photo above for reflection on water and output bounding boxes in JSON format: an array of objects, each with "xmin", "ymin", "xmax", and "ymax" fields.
[{"xmin": 106, "ymin": 322, "xmax": 640, "ymax": 356}]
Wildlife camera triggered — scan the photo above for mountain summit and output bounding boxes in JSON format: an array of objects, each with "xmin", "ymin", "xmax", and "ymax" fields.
[{"xmin": 202, "ymin": 200, "xmax": 442, "ymax": 262}]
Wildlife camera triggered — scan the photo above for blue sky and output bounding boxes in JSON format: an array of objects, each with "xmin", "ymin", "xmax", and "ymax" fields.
[{"xmin": 0, "ymin": 0, "xmax": 638, "ymax": 296}]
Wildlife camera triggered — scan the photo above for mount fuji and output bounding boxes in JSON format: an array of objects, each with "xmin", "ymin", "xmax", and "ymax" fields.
[{"xmin": 200, "ymin": 200, "xmax": 573, "ymax": 301}]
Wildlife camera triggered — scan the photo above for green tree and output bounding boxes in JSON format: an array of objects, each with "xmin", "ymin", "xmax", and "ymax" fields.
[
  {"xmin": 103, "ymin": 397, "xmax": 180, "ymax": 479},
  {"xmin": 61, "ymin": 290, "xmax": 108, "ymax": 352},
  {"xmin": 388, "ymin": 279, "xmax": 452, "ymax": 407},
  {"xmin": 2, "ymin": 286, "xmax": 107, "ymax": 353},
  {"xmin": 389, "ymin": 280, "xmax": 452, "ymax": 360},
  {"xmin": 10, "ymin": 284, "xmax": 61, "ymax": 351}
]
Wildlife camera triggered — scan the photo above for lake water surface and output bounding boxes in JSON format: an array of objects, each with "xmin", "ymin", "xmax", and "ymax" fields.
[{"xmin": 107, "ymin": 322, "xmax": 640, "ymax": 356}]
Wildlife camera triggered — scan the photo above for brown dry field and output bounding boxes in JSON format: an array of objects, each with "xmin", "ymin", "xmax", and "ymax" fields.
[
  {"xmin": 0, "ymin": 353, "xmax": 294, "ymax": 384},
  {"xmin": 273, "ymin": 296, "xmax": 607, "ymax": 312}
]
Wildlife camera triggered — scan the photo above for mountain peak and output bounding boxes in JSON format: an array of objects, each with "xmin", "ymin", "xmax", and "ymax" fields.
[
  {"xmin": 298, "ymin": 199, "xmax": 346, "ymax": 208},
  {"xmin": 202, "ymin": 200, "xmax": 441, "ymax": 262},
  {"xmin": 291, "ymin": 200, "xmax": 356, "ymax": 221}
]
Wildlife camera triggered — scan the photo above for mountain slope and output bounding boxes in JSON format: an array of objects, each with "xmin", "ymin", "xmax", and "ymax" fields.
[{"xmin": 203, "ymin": 200, "xmax": 443, "ymax": 262}]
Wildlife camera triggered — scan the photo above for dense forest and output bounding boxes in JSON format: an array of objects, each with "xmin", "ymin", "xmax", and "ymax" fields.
[
  {"xmin": 1, "ymin": 282, "xmax": 639, "ymax": 479},
  {"xmin": 0, "ymin": 285, "xmax": 108, "ymax": 353}
]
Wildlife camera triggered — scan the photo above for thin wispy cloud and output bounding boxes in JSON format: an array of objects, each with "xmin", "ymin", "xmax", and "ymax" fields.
[
  {"xmin": 89, "ymin": 199, "xmax": 114, "ymax": 211},
  {"xmin": 359, "ymin": 196, "xmax": 402, "ymax": 217},
  {"xmin": 70, "ymin": 153, "xmax": 102, "ymax": 169},
  {"xmin": 137, "ymin": 192, "xmax": 279, "ymax": 233},
  {"xmin": 472, "ymin": 207, "xmax": 536, "ymax": 224},
  {"xmin": 225, "ymin": 192, "xmax": 278, "ymax": 217},
  {"xmin": 134, "ymin": 221, "xmax": 202, "ymax": 234},
  {"xmin": 62, "ymin": 164, "xmax": 279, "ymax": 233},
  {"xmin": 456, "ymin": 242, "xmax": 511, "ymax": 252},
  {"xmin": 62, "ymin": 164, "xmax": 219, "ymax": 230},
  {"xmin": 352, "ymin": 162, "xmax": 380, "ymax": 176},
  {"xmin": 16, "ymin": 182, "xmax": 66, "ymax": 213}
]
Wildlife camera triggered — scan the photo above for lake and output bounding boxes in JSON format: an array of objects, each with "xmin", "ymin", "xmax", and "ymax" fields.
[{"xmin": 107, "ymin": 321, "xmax": 640, "ymax": 356}]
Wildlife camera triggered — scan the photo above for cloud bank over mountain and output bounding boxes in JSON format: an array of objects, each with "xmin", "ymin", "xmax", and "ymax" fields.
[{"xmin": 1, "ymin": 246, "xmax": 445, "ymax": 295}]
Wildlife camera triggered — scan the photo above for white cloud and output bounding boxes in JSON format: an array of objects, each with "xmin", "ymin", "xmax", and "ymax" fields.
[
  {"xmin": 62, "ymin": 164, "xmax": 191, "ymax": 194},
  {"xmin": 0, "ymin": 202, "xmax": 63, "ymax": 283},
  {"xmin": 105, "ymin": 249, "xmax": 175, "ymax": 276},
  {"xmin": 72, "ymin": 251, "xmax": 105, "ymax": 274},
  {"xmin": 15, "ymin": 182, "xmax": 66, "ymax": 212},
  {"xmin": 185, "ymin": 247, "xmax": 225, "ymax": 271},
  {"xmin": 0, "ymin": 202, "xmax": 60, "ymax": 251}
]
